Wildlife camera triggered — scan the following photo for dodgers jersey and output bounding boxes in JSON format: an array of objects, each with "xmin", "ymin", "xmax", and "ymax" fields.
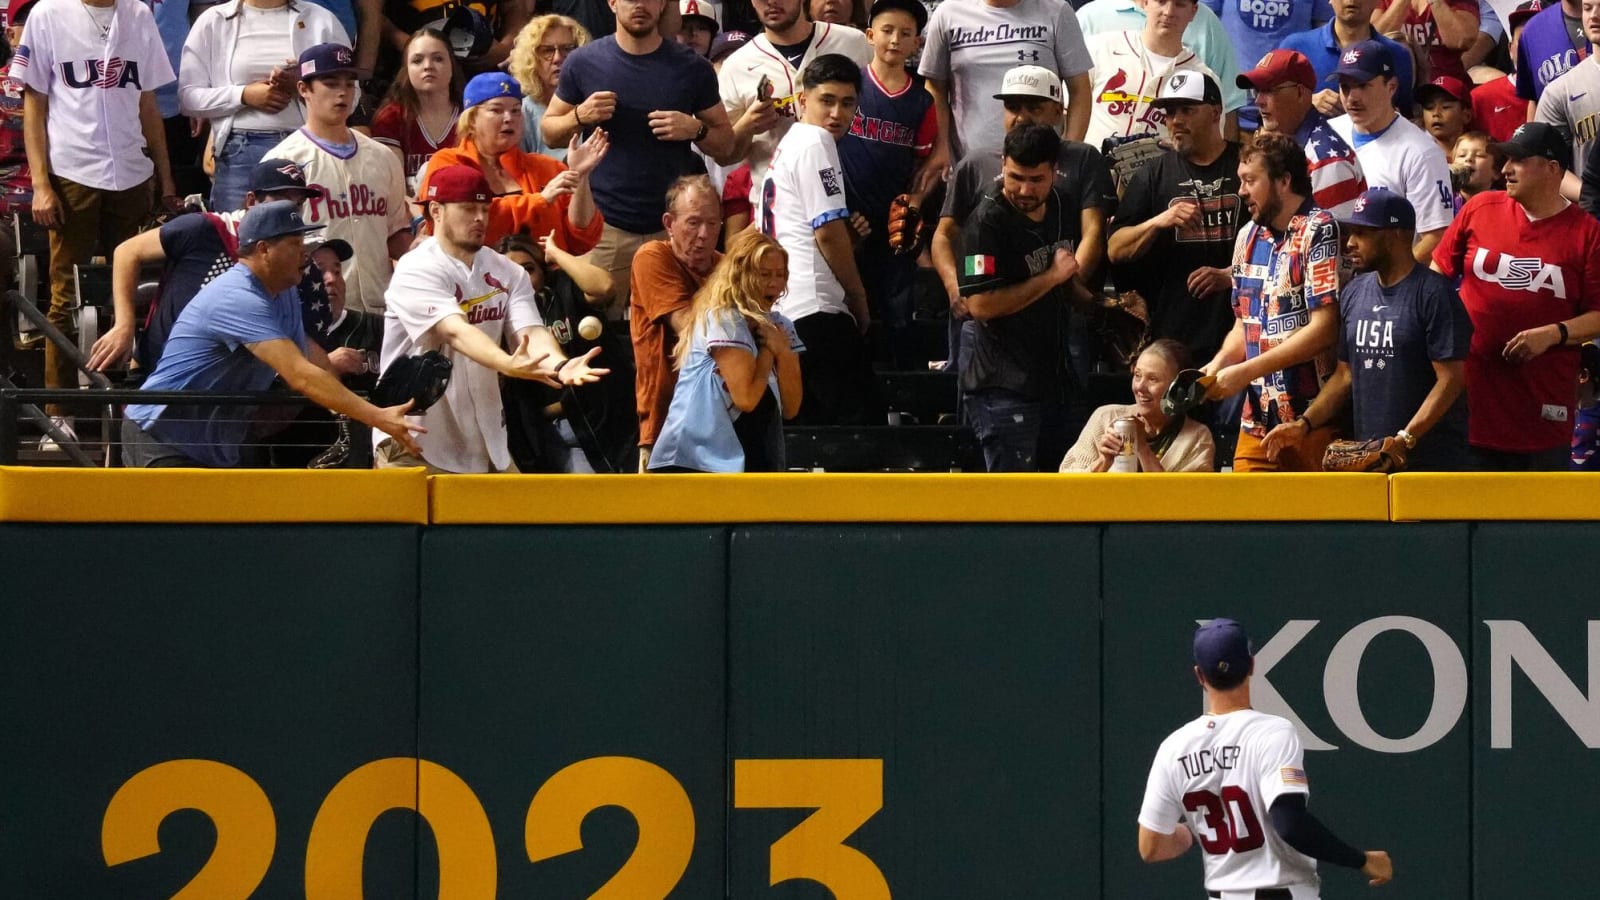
[
  {"xmin": 759, "ymin": 122, "xmax": 851, "ymax": 322},
  {"xmin": 1139, "ymin": 708, "xmax": 1320, "ymax": 893},
  {"xmin": 268, "ymin": 127, "xmax": 410, "ymax": 316},
  {"xmin": 378, "ymin": 237, "xmax": 543, "ymax": 473},
  {"xmin": 1327, "ymin": 113, "xmax": 1454, "ymax": 234}
]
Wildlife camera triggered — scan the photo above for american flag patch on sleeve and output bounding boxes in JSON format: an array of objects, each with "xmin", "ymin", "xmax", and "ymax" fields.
[{"xmin": 1281, "ymin": 767, "xmax": 1308, "ymax": 786}]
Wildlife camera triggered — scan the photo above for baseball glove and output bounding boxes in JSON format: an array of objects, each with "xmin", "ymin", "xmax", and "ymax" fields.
[
  {"xmin": 1094, "ymin": 290, "xmax": 1152, "ymax": 370},
  {"xmin": 372, "ymin": 350, "xmax": 453, "ymax": 413},
  {"xmin": 1322, "ymin": 437, "xmax": 1408, "ymax": 473},
  {"xmin": 886, "ymin": 194, "xmax": 922, "ymax": 256},
  {"xmin": 1102, "ymin": 135, "xmax": 1164, "ymax": 197}
]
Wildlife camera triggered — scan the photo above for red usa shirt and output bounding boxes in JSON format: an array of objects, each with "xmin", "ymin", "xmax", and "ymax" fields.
[{"xmin": 1434, "ymin": 192, "xmax": 1600, "ymax": 452}]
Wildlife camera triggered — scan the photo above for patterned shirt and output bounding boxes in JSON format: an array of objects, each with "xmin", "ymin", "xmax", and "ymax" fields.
[
  {"xmin": 1230, "ymin": 198, "xmax": 1341, "ymax": 436},
  {"xmin": 0, "ymin": 59, "xmax": 30, "ymax": 215}
]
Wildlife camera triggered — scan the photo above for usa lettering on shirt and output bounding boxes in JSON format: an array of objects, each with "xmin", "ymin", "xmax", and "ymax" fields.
[{"xmin": 1469, "ymin": 248, "xmax": 1569, "ymax": 298}]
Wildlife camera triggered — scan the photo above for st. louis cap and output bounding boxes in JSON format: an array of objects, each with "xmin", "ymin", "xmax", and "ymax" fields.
[
  {"xmin": 299, "ymin": 43, "xmax": 362, "ymax": 81},
  {"xmin": 1337, "ymin": 187, "xmax": 1416, "ymax": 230}
]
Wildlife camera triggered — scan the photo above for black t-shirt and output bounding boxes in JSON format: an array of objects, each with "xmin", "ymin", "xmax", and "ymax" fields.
[
  {"xmin": 1109, "ymin": 143, "xmax": 1243, "ymax": 366},
  {"xmin": 956, "ymin": 190, "xmax": 1076, "ymax": 401}
]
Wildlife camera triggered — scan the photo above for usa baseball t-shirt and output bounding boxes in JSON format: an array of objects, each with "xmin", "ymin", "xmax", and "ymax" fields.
[
  {"xmin": 1516, "ymin": 3, "xmax": 1589, "ymax": 102},
  {"xmin": 1338, "ymin": 266, "xmax": 1473, "ymax": 470},
  {"xmin": 917, "ymin": 0, "xmax": 1092, "ymax": 157},
  {"xmin": 1433, "ymin": 192, "xmax": 1600, "ymax": 452},
  {"xmin": 1139, "ymin": 709, "xmax": 1319, "ymax": 894},
  {"xmin": 378, "ymin": 237, "xmax": 543, "ymax": 473},
  {"xmin": 268, "ymin": 127, "xmax": 410, "ymax": 315},
  {"xmin": 14, "ymin": 0, "xmax": 176, "ymax": 190},
  {"xmin": 1535, "ymin": 57, "xmax": 1600, "ymax": 178},
  {"xmin": 1328, "ymin": 113, "xmax": 1454, "ymax": 234},
  {"xmin": 761, "ymin": 122, "xmax": 851, "ymax": 323}
]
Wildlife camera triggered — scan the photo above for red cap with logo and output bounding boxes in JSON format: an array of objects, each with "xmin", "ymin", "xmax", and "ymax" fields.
[
  {"xmin": 1417, "ymin": 75, "xmax": 1471, "ymax": 105},
  {"xmin": 1236, "ymin": 49, "xmax": 1316, "ymax": 93},
  {"xmin": 425, "ymin": 164, "xmax": 492, "ymax": 204}
]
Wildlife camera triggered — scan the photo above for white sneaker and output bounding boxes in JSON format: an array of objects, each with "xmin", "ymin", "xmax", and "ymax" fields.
[{"xmin": 37, "ymin": 416, "xmax": 78, "ymax": 453}]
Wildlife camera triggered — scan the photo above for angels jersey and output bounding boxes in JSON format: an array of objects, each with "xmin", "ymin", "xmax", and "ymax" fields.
[
  {"xmin": 378, "ymin": 237, "xmax": 542, "ymax": 473},
  {"xmin": 759, "ymin": 122, "xmax": 850, "ymax": 322},
  {"xmin": 1139, "ymin": 708, "xmax": 1320, "ymax": 894},
  {"xmin": 268, "ymin": 127, "xmax": 410, "ymax": 315}
]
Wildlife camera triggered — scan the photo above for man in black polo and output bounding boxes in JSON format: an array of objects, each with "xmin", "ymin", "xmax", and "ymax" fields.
[{"xmin": 957, "ymin": 123, "xmax": 1087, "ymax": 472}]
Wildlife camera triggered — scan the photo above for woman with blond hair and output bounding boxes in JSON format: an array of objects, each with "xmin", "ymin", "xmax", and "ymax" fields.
[
  {"xmin": 371, "ymin": 28, "xmax": 465, "ymax": 196},
  {"xmin": 649, "ymin": 230, "xmax": 804, "ymax": 473},
  {"xmin": 507, "ymin": 14, "xmax": 591, "ymax": 161},
  {"xmin": 419, "ymin": 71, "xmax": 608, "ymax": 251},
  {"xmin": 1059, "ymin": 339, "xmax": 1216, "ymax": 473}
]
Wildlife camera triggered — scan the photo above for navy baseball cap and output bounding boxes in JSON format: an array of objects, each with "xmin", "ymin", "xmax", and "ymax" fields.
[
  {"xmin": 464, "ymin": 71, "xmax": 523, "ymax": 109},
  {"xmin": 299, "ymin": 42, "xmax": 362, "ymax": 81},
  {"xmin": 237, "ymin": 200, "xmax": 320, "ymax": 250},
  {"xmin": 307, "ymin": 237, "xmax": 354, "ymax": 261},
  {"xmin": 1327, "ymin": 40, "xmax": 1395, "ymax": 84},
  {"xmin": 1194, "ymin": 619, "xmax": 1253, "ymax": 683},
  {"xmin": 1338, "ymin": 187, "xmax": 1416, "ymax": 231},
  {"xmin": 868, "ymin": 0, "xmax": 928, "ymax": 31},
  {"xmin": 1494, "ymin": 121, "xmax": 1572, "ymax": 168},
  {"xmin": 248, "ymin": 158, "xmax": 312, "ymax": 197}
]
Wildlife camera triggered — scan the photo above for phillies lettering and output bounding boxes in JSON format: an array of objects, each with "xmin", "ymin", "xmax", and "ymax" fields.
[
  {"xmin": 61, "ymin": 58, "xmax": 142, "ymax": 89},
  {"xmin": 305, "ymin": 183, "xmax": 390, "ymax": 222},
  {"xmin": 1470, "ymin": 248, "xmax": 1568, "ymax": 298}
]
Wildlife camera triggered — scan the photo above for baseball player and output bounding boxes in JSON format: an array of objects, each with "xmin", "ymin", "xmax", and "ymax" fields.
[
  {"xmin": 268, "ymin": 42, "xmax": 411, "ymax": 316},
  {"xmin": 374, "ymin": 164, "xmax": 608, "ymax": 474},
  {"xmin": 1138, "ymin": 618, "xmax": 1394, "ymax": 899}
]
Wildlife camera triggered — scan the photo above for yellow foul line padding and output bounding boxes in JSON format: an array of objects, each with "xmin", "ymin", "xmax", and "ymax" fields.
[{"xmin": 1390, "ymin": 473, "xmax": 1600, "ymax": 521}]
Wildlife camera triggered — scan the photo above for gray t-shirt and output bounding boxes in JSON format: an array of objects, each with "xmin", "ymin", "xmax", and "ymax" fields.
[
  {"xmin": 940, "ymin": 140, "xmax": 1117, "ymax": 225},
  {"xmin": 917, "ymin": 0, "xmax": 1092, "ymax": 157}
]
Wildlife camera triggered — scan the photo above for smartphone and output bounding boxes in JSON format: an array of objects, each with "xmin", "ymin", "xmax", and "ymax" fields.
[{"xmin": 757, "ymin": 74, "xmax": 773, "ymax": 102}]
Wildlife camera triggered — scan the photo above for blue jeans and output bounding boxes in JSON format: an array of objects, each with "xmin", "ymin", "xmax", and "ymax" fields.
[
  {"xmin": 211, "ymin": 128, "xmax": 295, "ymax": 212},
  {"xmin": 963, "ymin": 388, "xmax": 1071, "ymax": 472}
]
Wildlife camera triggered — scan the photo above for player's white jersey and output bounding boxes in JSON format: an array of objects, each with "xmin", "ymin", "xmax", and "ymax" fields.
[
  {"xmin": 1139, "ymin": 708, "xmax": 1321, "ymax": 893},
  {"xmin": 268, "ymin": 127, "xmax": 410, "ymax": 315},
  {"xmin": 377, "ymin": 237, "xmax": 542, "ymax": 473},
  {"xmin": 1085, "ymin": 30, "xmax": 1217, "ymax": 150},
  {"xmin": 760, "ymin": 122, "xmax": 850, "ymax": 322}
]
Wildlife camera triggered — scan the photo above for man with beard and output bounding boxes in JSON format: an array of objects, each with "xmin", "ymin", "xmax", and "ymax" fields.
[
  {"xmin": 1264, "ymin": 189, "xmax": 1473, "ymax": 471},
  {"xmin": 1202, "ymin": 132, "xmax": 1342, "ymax": 472},
  {"xmin": 1107, "ymin": 72, "xmax": 1240, "ymax": 367},
  {"xmin": 542, "ymin": 0, "xmax": 734, "ymax": 312},
  {"xmin": 957, "ymin": 124, "xmax": 1090, "ymax": 471},
  {"xmin": 1242, "ymin": 49, "xmax": 1365, "ymax": 219},
  {"xmin": 376, "ymin": 165, "xmax": 610, "ymax": 473}
]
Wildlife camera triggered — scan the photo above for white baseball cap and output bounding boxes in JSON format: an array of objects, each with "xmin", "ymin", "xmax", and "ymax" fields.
[
  {"xmin": 993, "ymin": 65, "xmax": 1063, "ymax": 103},
  {"xmin": 680, "ymin": 0, "xmax": 721, "ymax": 29}
]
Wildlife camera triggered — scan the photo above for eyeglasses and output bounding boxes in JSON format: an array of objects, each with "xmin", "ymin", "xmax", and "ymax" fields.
[{"xmin": 536, "ymin": 44, "xmax": 578, "ymax": 60}]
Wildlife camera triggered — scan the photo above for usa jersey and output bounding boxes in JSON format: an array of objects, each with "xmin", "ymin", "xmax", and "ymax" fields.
[
  {"xmin": 760, "ymin": 122, "xmax": 851, "ymax": 322},
  {"xmin": 837, "ymin": 65, "xmax": 937, "ymax": 228},
  {"xmin": 1139, "ymin": 708, "xmax": 1320, "ymax": 893}
]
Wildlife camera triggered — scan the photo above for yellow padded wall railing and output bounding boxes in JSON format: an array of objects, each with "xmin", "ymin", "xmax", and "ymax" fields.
[{"xmin": 1389, "ymin": 473, "xmax": 1600, "ymax": 520}]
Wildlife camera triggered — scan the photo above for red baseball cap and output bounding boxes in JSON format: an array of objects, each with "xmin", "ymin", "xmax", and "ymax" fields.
[
  {"xmin": 425, "ymin": 165, "xmax": 492, "ymax": 204},
  {"xmin": 5, "ymin": 0, "xmax": 40, "ymax": 27},
  {"xmin": 1508, "ymin": 0, "xmax": 1542, "ymax": 30},
  {"xmin": 1416, "ymin": 75, "xmax": 1471, "ymax": 105},
  {"xmin": 1236, "ymin": 49, "xmax": 1316, "ymax": 93}
]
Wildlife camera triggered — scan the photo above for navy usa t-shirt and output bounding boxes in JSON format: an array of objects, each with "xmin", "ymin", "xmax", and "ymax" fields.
[
  {"xmin": 1339, "ymin": 265, "xmax": 1474, "ymax": 471},
  {"xmin": 555, "ymin": 37, "xmax": 721, "ymax": 234}
]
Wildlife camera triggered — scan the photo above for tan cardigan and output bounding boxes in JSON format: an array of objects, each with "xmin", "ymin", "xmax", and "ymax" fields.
[{"xmin": 1059, "ymin": 404, "xmax": 1216, "ymax": 473}]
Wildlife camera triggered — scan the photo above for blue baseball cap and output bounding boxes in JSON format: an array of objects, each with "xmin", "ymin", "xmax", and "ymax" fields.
[
  {"xmin": 237, "ymin": 200, "xmax": 320, "ymax": 250},
  {"xmin": 299, "ymin": 42, "xmax": 362, "ymax": 81},
  {"xmin": 1327, "ymin": 40, "xmax": 1395, "ymax": 85},
  {"xmin": 1194, "ymin": 619, "xmax": 1253, "ymax": 683},
  {"xmin": 464, "ymin": 72, "xmax": 523, "ymax": 109},
  {"xmin": 1337, "ymin": 187, "xmax": 1416, "ymax": 231}
]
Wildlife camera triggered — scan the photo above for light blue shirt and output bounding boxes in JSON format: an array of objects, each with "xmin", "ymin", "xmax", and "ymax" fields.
[
  {"xmin": 146, "ymin": 0, "xmax": 196, "ymax": 118},
  {"xmin": 521, "ymin": 96, "xmax": 568, "ymax": 161},
  {"xmin": 128, "ymin": 262, "xmax": 307, "ymax": 467},
  {"xmin": 1076, "ymin": 0, "xmax": 1248, "ymax": 112}
]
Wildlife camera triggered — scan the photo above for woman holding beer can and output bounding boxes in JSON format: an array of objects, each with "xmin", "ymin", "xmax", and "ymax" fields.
[{"xmin": 1059, "ymin": 339, "xmax": 1215, "ymax": 473}]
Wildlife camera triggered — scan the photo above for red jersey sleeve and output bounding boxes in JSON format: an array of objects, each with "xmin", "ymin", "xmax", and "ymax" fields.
[
  {"xmin": 370, "ymin": 103, "xmax": 406, "ymax": 147},
  {"xmin": 913, "ymin": 103, "xmax": 938, "ymax": 158}
]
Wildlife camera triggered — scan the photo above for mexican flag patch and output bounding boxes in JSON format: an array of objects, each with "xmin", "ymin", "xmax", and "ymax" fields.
[{"xmin": 963, "ymin": 255, "xmax": 995, "ymax": 276}]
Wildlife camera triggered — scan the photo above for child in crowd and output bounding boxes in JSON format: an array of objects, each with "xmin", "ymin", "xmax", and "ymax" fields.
[{"xmin": 1450, "ymin": 131, "xmax": 1503, "ymax": 211}]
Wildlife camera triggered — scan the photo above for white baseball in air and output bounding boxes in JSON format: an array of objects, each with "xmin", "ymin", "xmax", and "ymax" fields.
[{"xmin": 578, "ymin": 316, "xmax": 603, "ymax": 340}]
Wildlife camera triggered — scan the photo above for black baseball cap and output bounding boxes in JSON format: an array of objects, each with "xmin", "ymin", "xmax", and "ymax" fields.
[
  {"xmin": 1493, "ymin": 121, "xmax": 1572, "ymax": 168},
  {"xmin": 1194, "ymin": 619, "xmax": 1253, "ymax": 684},
  {"xmin": 249, "ymin": 158, "xmax": 312, "ymax": 198},
  {"xmin": 868, "ymin": 0, "xmax": 927, "ymax": 31}
]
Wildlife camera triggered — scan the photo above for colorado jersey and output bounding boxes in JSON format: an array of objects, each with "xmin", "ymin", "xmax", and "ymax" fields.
[
  {"xmin": 1139, "ymin": 708, "xmax": 1320, "ymax": 893},
  {"xmin": 268, "ymin": 127, "xmax": 410, "ymax": 316},
  {"xmin": 759, "ymin": 122, "xmax": 850, "ymax": 321},
  {"xmin": 378, "ymin": 237, "xmax": 542, "ymax": 473}
]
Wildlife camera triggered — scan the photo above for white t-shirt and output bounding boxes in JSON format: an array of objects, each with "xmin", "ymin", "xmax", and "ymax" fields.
[
  {"xmin": 1139, "ymin": 708, "xmax": 1321, "ymax": 894},
  {"xmin": 377, "ymin": 237, "xmax": 543, "ymax": 474},
  {"xmin": 15, "ymin": 0, "xmax": 176, "ymax": 190},
  {"xmin": 761, "ymin": 122, "xmax": 850, "ymax": 321},
  {"xmin": 229, "ymin": 4, "xmax": 300, "ymax": 132},
  {"xmin": 1085, "ymin": 30, "xmax": 1215, "ymax": 150},
  {"xmin": 718, "ymin": 23, "xmax": 873, "ymax": 205},
  {"xmin": 267, "ymin": 127, "xmax": 410, "ymax": 315},
  {"xmin": 1328, "ymin": 113, "xmax": 1455, "ymax": 234}
]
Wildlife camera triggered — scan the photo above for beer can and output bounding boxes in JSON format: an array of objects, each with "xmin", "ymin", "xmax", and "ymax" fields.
[{"xmin": 1110, "ymin": 416, "xmax": 1139, "ymax": 472}]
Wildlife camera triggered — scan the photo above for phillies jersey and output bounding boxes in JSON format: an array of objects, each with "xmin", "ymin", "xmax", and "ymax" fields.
[
  {"xmin": 1433, "ymin": 191, "xmax": 1600, "ymax": 452},
  {"xmin": 760, "ymin": 122, "xmax": 851, "ymax": 322},
  {"xmin": 378, "ymin": 237, "xmax": 542, "ymax": 473},
  {"xmin": 268, "ymin": 127, "xmax": 410, "ymax": 315},
  {"xmin": 1139, "ymin": 709, "xmax": 1320, "ymax": 894},
  {"xmin": 1085, "ymin": 31, "xmax": 1219, "ymax": 150}
]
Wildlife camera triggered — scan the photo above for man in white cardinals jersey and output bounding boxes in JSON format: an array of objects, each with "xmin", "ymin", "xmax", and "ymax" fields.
[
  {"xmin": 1085, "ymin": 0, "xmax": 1229, "ymax": 151},
  {"xmin": 375, "ymin": 164, "xmax": 609, "ymax": 474},
  {"xmin": 758, "ymin": 52, "xmax": 875, "ymax": 425},
  {"xmin": 717, "ymin": 0, "xmax": 871, "ymax": 204},
  {"xmin": 1138, "ymin": 618, "xmax": 1395, "ymax": 899},
  {"xmin": 268, "ymin": 42, "xmax": 410, "ymax": 316}
]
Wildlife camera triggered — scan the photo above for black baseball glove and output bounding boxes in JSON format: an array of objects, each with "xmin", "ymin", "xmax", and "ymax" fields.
[{"xmin": 371, "ymin": 350, "xmax": 452, "ymax": 413}]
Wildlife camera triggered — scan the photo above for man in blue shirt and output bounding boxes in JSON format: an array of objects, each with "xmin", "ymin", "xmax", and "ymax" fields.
[
  {"xmin": 1205, "ymin": 0, "xmax": 1330, "ymax": 130},
  {"xmin": 123, "ymin": 201, "xmax": 421, "ymax": 467},
  {"xmin": 1280, "ymin": 0, "xmax": 1414, "ymax": 117}
]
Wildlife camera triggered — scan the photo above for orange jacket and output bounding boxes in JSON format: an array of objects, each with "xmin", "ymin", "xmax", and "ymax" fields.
[{"xmin": 420, "ymin": 140, "xmax": 605, "ymax": 253}]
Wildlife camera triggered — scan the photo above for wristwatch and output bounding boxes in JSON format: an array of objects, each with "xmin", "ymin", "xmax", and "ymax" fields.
[
  {"xmin": 1396, "ymin": 429, "xmax": 1417, "ymax": 449},
  {"xmin": 693, "ymin": 118, "xmax": 709, "ymax": 142}
]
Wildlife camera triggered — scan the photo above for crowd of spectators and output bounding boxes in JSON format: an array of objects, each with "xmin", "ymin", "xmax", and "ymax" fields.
[{"xmin": 1, "ymin": 0, "xmax": 1598, "ymax": 473}]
